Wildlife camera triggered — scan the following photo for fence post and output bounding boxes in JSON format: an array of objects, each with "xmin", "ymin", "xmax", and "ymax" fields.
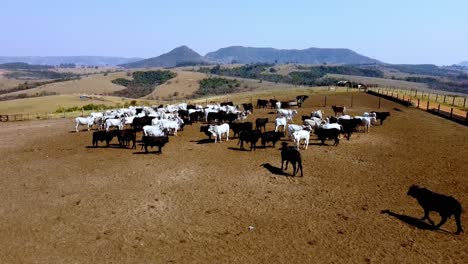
[
  {"xmin": 452, "ymin": 97, "xmax": 455, "ymax": 106},
  {"xmin": 443, "ymin": 95, "xmax": 446, "ymax": 103},
  {"xmin": 435, "ymin": 94, "xmax": 438, "ymax": 102},
  {"xmin": 426, "ymin": 101, "xmax": 429, "ymax": 110},
  {"xmin": 417, "ymin": 99, "xmax": 420, "ymax": 108},
  {"xmin": 415, "ymin": 90, "xmax": 418, "ymax": 97},
  {"xmin": 464, "ymin": 97, "xmax": 467, "ymax": 109},
  {"xmin": 450, "ymin": 108, "xmax": 453, "ymax": 118},
  {"xmin": 438, "ymin": 104, "xmax": 440, "ymax": 113}
]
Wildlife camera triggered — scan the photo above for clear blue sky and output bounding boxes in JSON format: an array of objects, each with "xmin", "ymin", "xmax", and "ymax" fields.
[{"xmin": 1, "ymin": 0, "xmax": 467, "ymax": 65}]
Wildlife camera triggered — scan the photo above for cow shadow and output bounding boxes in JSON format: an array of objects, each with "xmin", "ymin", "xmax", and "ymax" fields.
[
  {"xmin": 133, "ymin": 151, "xmax": 162, "ymax": 155},
  {"xmin": 381, "ymin": 210, "xmax": 449, "ymax": 232},
  {"xmin": 85, "ymin": 144, "xmax": 123, "ymax": 149},
  {"xmin": 190, "ymin": 139, "xmax": 214, "ymax": 144},
  {"xmin": 393, "ymin": 108, "xmax": 403, "ymax": 112},
  {"xmin": 228, "ymin": 147, "xmax": 250, "ymax": 152},
  {"xmin": 261, "ymin": 163, "xmax": 288, "ymax": 176}
]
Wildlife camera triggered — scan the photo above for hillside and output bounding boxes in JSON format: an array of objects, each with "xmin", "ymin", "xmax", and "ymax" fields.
[
  {"xmin": 121, "ymin": 46, "xmax": 208, "ymax": 68},
  {"xmin": 0, "ymin": 56, "xmax": 142, "ymax": 66},
  {"xmin": 205, "ymin": 46, "xmax": 380, "ymax": 65},
  {"xmin": 460, "ymin": 61, "xmax": 468, "ymax": 67}
]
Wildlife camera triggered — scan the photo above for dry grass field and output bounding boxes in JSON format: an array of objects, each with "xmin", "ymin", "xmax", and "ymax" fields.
[
  {"xmin": 0, "ymin": 72, "xmax": 127, "ymax": 98},
  {"xmin": 0, "ymin": 92, "xmax": 466, "ymax": 263}
]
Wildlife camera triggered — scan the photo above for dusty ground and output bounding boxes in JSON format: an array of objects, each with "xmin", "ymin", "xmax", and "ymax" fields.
[{"xmin": 0, "ymin": 92, "xmax": 467, "ymax": 263}]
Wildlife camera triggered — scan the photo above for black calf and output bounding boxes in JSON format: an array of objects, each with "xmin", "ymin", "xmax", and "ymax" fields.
[{"xmin": 280, "ymin": 142, "xmax": 303, "ymax": 177}]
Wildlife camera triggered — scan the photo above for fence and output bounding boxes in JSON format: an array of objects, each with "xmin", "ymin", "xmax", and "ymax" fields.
[
  {"xmin": 367, "ymin": 88, "xmax": 468, "ymax": 126},
  {"xmin": 0, "ymin": 110, "xmax": 94, "ymax": 122}
]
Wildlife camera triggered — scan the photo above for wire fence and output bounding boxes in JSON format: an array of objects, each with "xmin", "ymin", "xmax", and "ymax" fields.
[{"xmin": 0, "ymin": 110, "xmax": 95, "ymax": 122}]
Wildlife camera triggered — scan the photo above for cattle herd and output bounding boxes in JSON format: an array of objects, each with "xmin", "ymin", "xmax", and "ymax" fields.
[{"xmin": 74, "ymin": 95, "xmax": 390, "ymax": 176}]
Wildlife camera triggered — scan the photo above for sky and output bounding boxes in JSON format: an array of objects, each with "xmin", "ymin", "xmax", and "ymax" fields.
[{"xmin": 1, "ymin": 0, "xmax": 467, "ymax": 65}]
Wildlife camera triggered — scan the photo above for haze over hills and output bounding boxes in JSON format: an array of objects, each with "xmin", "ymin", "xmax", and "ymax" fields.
[
  {"xmin": 120, "ymin": 46, "xmax": 207, "ymax": 68},
  {"xmin": 459, "ymin": 61, "xmax": 468, "ymax": 67},
  {"xmin": 0, "ymin": 56, "xmax": 142, "ymax": 66},
  {"xmin": 205, "ymin": 46, "xmax": 380, "ymax": 65}
]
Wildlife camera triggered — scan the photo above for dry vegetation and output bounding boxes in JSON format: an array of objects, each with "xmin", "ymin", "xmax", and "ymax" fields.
[{"xmin": 0, "ymin": 92, "xmax": 466, "ymax": 263}]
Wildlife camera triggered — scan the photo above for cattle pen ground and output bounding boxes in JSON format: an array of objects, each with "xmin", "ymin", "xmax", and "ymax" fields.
[{"xmin": 0, "ymin": 92, "xmax": 467, "ymax": 263}]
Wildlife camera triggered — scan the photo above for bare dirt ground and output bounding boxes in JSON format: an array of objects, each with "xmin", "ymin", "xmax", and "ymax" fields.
[{"xmin": 0, "ymin": 93, "xmax": 467, "ymax": 263}]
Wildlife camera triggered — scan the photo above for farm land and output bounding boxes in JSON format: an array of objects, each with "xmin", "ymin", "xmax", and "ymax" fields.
[{"xmin": 0, "ymin": 90, "xmax": 467, "ymax": 263}]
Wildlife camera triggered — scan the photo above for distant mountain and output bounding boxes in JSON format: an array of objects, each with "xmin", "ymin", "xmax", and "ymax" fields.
[
  {"xmin": 0, "ymin": 56, "xmax": 142, "ymax": 66},
  {"xmin": 205, "ymin": 46, "xmax": 380, "ymax": 65},
  {"xmin": 459, "ymin": 61, "xmax": 468, "ymax": 67},
  {"xmin": 121, "ymin": 46, "xmax": 208, "ymax": 68}
]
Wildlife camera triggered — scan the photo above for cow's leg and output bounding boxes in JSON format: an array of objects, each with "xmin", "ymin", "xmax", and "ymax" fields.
[
  {"xmin": 292, "ymin": 162, "xmax": 297, "ymax": 177},
  {"xmin": 435, "ymin": 215, "xmax": 448, "ymax": 229}
]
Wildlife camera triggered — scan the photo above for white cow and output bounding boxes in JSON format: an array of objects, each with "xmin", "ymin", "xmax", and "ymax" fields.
[
  {"xmin": 312, "ymin": 110, "xmax": 324, "ymax": 119},
  {"xmin": 275, "ymin": 101, "xmax": 282, "ymax": 109},
  {"xmin": 75, "ymin": 116, "xmax": 95, "ymax": 132},
  {"xmin": 320, "ymin": 123, "xmax": 343, "ymax": 130},
  {"xmin": 208, "ymin": 124, "xmax": 230, "ymax": 143},
  {"xmin": 143, "ymin": 125, "xmax": 166, "ymax": 137},
  {"xmin": 293, "ymin": 130, "xmax": 311, "ymax": 149},
  {"xmin": 159, "ymin": 118, "xmax": 184, "ymax": 136},
  {"xmin": 354, "ymin": 116, "xmax": 377, "ymax": 133},
  {"xmin": 338, "ymin": 115, "xmax": 351, "ymax": 120},
  {"xmin": 277, "ymin": 109, "xmax": 298, "ymax": 121},
  {"xmin": 287, "ymin": 124, "xmax": 303, "ymax": 139},
  {"xmin": 105, "ymin": 118, "xmax": 124, "ymax": 132},
  {"xmin": 275, "ymin": 117, "xmax": 288, "ymax": 132},
  {"xmin": 303, "ymin": 117, "xmax": 324, "ymax": 130}
]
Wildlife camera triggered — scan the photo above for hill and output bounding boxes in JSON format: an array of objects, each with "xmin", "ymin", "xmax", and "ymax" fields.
[
  {"xmin": 121, "ymin": 46, "xmax": 208, "ymax": 68},
  {"xmin": 205, "ymin": 46, "xmax": 380, "ymax": 65},
  {"xmin": 0, "ymin": 56, "xmax": 142, "ymax": 66},
  {"xmin": 459, "ymin": 61, "xmax": 468, "ymax": 67}
]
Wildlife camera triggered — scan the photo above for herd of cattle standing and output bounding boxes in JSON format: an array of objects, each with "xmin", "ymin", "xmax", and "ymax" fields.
[{"xmin": 74, "ymin": 95, "xmax": 390, "ymax": 177}]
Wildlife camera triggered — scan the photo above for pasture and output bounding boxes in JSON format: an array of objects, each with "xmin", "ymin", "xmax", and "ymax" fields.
[{"xmin": 0, "ymin": 92, "xmax": 467, "ymax": 263}]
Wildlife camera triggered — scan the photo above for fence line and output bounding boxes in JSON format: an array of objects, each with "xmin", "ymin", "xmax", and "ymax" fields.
[{"xmin": 367, "ymin": 88, "xmax": 468, "ymax": 126}]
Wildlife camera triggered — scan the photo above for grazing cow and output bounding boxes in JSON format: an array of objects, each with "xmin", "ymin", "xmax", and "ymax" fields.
[
  {"xmin": 261, "ymin": 131, "xmax": 285, "ymax": 148},
  {"xmin": 242, "ymin": 103, "xmax": 253, "ymax": 113},
  {"xmin": 314, "ymin": 127, "xmax": 341, "ymax": 146},
  {"xmin": 221, "ymin": 112, "xmax": 238, "ymax": 123},
  {"xmin": 280, "ymin": 101, "xmax": 291, "ymax": 108},
  {"xmin": 331, "ymin": 105, "xmax": 346, "ymax": 116},
  {"xmin": 117, "ymin": 130, "xmax": 136, "ymax": 149},
  {"xmin": 275, "ymin": 117, "xmax": 287, "ymax": 133},
  {"xmin": 238, "ymin": 130, "xmax": 262, "ymax": 151},
  {"xmin": 208, "ymin": 123, "xmax": 230, "ymax": 143},
  {"xmin": 255, "ymin": 118, "xmax": 269, "ymax": 132},
  {"xmin": 303, "ymin": 117, "xmax": 324, "ymax": 130},
  {"xmin": 92, "ymin": 131, "xmax": 116, "ymax": 147},
  {"xmin": 338, "ymin": 118, "xmax": 362, "ymax": 140},
  {"xmin": 189, "ymin": 111, "xmax": 204, "ymax": 123},
  {"xmin": 75, "ymin": 116, "xmax": 95, "ymax": 132},
  {"xmin": 277, "ymin": 109, "xmax": 298, "ymax": 121},
  {"xmin": 230, "ymin": 122, "xmax": 253, "ymax": 138},
  {"xmin": 407, "ymin": 185, "xmax": 463, "ymax": 235},
  {"xmin": 280, "ymin": 142, "xmax": 303, "ymax": 177},
  {"xmin": 257, "ymin": 99, "xmax": 268, "ymax": 108},
  {"xmin": 142, "ymin": 136, "xmax": 169, "ymax": 154},
  {"xmin": 292, "ymin": 130, "xmax": 310, "ymax": 150},
  {"xmin": 200, "ymin": 125, "xmax": 212, "ymax": 139},
  {"xmin": 105, "ymin": 118, "xmax": 124, "ymax": 132},
  {"xmin": 312, "ymin": 110, "xmax": 324, "ymax": 119},
  {"xmin": 207, "ymin": 111, "xmax": 220, "ymax": 123},
  {"xmin": 371, "ymin": 111, "xmax": 391, "ymax": 125}
]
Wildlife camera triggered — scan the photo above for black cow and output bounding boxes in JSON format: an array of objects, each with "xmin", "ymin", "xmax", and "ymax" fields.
[
  {"xmin": 207, "ymin": 112, "xmax": 220, "ymax": 123},
  {"xmin": 328, "ymin": 116, "xmax": 338, "ymax": 124},
  {"xmin": 220, "ymin": 101, "xmax": 234, "ymax": 106},
  {"xmin": 269, "ymin": 99, "xmax": 279, "ymax": 109},
  {"xmin": 255, "ymin": 118, "xmax": 269, "ymax": 131},
  {"xmin": 133, "ymin": 116, "xmax": 154, "ymax": 131},
  {"xmin": 117, "ymin": 130, "xmax": 136, "ymax": 149},
  {"xmin": 189, "ymin": 111, "xmax": 204, "ymax": 123},
  {"xmin": 178, "ymin": 109, "xmax": 189, "ymax": 119},
  {"xmin": 280, "ymin": 142, "xmax": 303, "ymax": 177},
  {"xmin": 314, "ymin": 128, "xmax": 341, "ymax": 146},
  {"xmin": 301, "ymin": 115, "xmax": 311, "ymax": 121},
  {"xmin": 238, "ymin": 130, "xmax": 262, "ymax": 151},
  {"xmin": 142, "ymin": 136, "xmax": 169, "ymax": 153},
  {"xmin": 338, "ymin": 118, "xmax": 362, "ymax": 140},
  {"xmin": 92, "ymin": 131, "xmax": 116, "ymax": 147},
  {"xmin": 296, "ymin": 95, "xmax": 309, "ymax": 107},
  {"xmin": 281, "ymin": 101, "xmax": 291, "ymax": 108},
  {"xmin": 222, "ymin": 113, "xmax": 238, "ymax": 123},
  {"xmin": 187, "ymin": 104, "xmax": 197, "ymax": 110},
  {"xmin": 257, "ymin": 99, "xmax": 268, "ymax": 108},
  {"xmin": 200, "ymin": 125, "xmax": 212, "ymax": 139},
  {"xmin": 242, "ymin": 103, "xmax": 253, "ymax": 113},
  {"xmin": 371, "ymin": 111, "xmax": 391, "ymax": 125},
  {"xmin": 261, "ymin": 131, "xmax": 285, "ymax": 148},
  {"xmin": 230, "ymin": 122, "xmax": 253, "ymax": 138}
]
